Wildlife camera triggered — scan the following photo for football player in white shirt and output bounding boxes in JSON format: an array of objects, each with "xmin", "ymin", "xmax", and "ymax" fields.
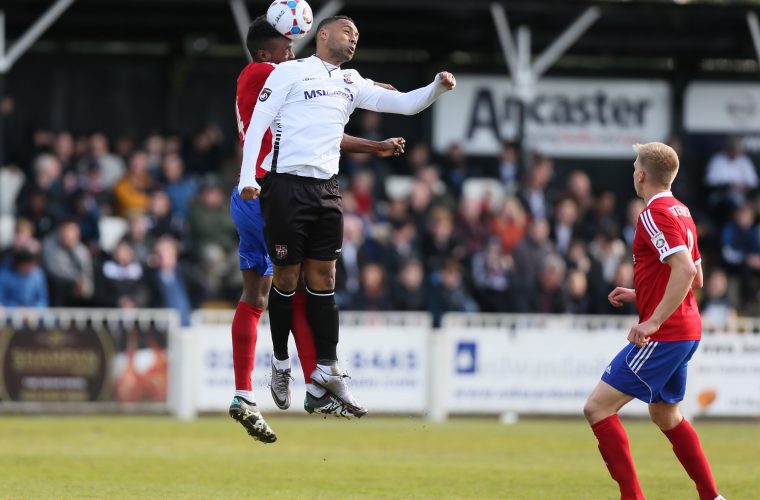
[{"xmin": 238, "ymin": 15, "xmax": 455, "ymax": 417}]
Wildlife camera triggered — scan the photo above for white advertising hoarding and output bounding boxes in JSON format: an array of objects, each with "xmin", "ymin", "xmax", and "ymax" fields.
[
  {"xmin": 191, "ymin": 323, "xmax": 430, "ymax": 414},
  {"xmin": 433, "ymin": 76, "xmax": 671, "ymax": 158},
  {"xmin": 684, "ymin": 82, "xmax": 760, "ymax": 133}
]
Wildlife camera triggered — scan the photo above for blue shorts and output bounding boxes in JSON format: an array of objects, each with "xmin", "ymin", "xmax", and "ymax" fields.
[
  {"xmin": 601, "ymin": 340, "xmax": 700, "ymax": 404},
  {"xmin": 230, "ymin": 186, "xmax": 272, "ymax": 277}
]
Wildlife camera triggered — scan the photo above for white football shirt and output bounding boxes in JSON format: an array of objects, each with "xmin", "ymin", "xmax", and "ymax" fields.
[{"xmin": 239, "ymin": 55, "xmax": 451, "ymax": 186}]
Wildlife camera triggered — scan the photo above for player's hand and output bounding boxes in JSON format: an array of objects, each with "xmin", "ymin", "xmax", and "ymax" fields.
[
  {"xmin": 437, "ymin": 71, "xmax": 456, "ymax": 90},
  {"xmin": 627, "ymin": 319, "xmax": 660, "ymax": 347},
  {"xmin": 374, "ymin": 81, "xmax": 397, "ymax": 91},
  {"xmin": 238, "ymin": 182, "xmax": 261, "ymax": 201},
  {"xmin": 376, "ymin": 137, "xmax": 406, "ymax": 158},
  {"xmin": 608, "ymin": 287, "xmax": 636, "ymax": 307}
]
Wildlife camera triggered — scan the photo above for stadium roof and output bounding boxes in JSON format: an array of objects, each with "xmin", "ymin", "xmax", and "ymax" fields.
[{"xmin": 3, "ymin": 0, "xmax": 760, "ymax": 73}]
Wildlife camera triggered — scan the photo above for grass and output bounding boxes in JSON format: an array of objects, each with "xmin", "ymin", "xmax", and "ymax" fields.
[{"xmin": 0, "ymin": 415, "xmax": 756, "ymax": 499}]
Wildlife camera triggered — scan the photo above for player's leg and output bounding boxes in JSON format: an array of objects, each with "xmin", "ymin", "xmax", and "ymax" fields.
[
  {"xmin": 302, "ymin": 257, "xmax": 366, "ymax": 418},
  {"xmin": 227, "ymin": 187, "xmax": 276, "ymax": 443},
  {"xmin": 649, "ymin": 341, "xmax": 720, "ymax": 500},
  {"xmin": 584, "ymin": 381, "xmax": 642, "ymax": 500},
  {"xmin": 585, "ymin": 341, "xmax": 660, "ymax": 500},
  {"xmin": 260, "ymin": 173, "xmax": 310, "ymax": 409},
  {"xmin": 291, "ymin": 281, "xmax": 318, "ymax": 385}
]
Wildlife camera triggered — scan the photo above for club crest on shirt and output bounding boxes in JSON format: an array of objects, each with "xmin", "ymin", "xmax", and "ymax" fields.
[
  {"xmin": 343, "ymin": 72, "xmax": 353, "ymax": 84},
  {"xmin": 259, "ymin": 88, "xmax": 272, "ymax": 102},
  {"xmin": 275, "ymin": 244, "xmax": 288, "ymax": 259},
  {"xmin": 651, "ymin": 231, "xmax": 667, "ymax": 250}
]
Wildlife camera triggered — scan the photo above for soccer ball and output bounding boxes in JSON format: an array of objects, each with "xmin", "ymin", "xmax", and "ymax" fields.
[{"xmin": 267, "ymin": 0, "xmax": 314, "ymax": 40}]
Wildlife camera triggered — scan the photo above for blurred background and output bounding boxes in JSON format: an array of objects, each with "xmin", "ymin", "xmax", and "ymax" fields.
[
  {"xmin": 0, "ymin": 0, "xmax": 759, "ymax": 423},
  {"xmin": 2, "ymin": 1, "xmax": 760, "ymax": 497}
]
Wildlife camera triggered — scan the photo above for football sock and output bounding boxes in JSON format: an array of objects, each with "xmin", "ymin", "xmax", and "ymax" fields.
[
  {"xmin": 291, "ymin": 293, "xmax": 318, "ymax": 383},
  {"xmin": 591, "ymin": 414, "xmax": 645, "ymax": 500},
  {"xmin": 231, "ymin": 301, "xmax": 262, "ymax": 393},
  {"xmin": 269, "ymin": 285, "xmax": 295, "ymax": 361},
  {"xmin": 234, "ymin": 390, "xmax": 255, "ymax": 403},
  {"xmin": 272, "ymin": 356, "xmax": 290, "ymax": 370},
  {"xmin": 306, "ymin": 383, "xmax": 327, "ymax": 398},
  {"xmin": 662, "ymin": 418, "xmax": 719, "ymax": 500},
  {"xmin": 305, "ymin": 286, "xmax": 339, "ymax": 363}
]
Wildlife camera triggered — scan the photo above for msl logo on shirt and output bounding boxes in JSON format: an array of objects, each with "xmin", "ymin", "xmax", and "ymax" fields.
[{"xmin": 303, "ymin": 88, "xmax": 354, "ymax": 102}]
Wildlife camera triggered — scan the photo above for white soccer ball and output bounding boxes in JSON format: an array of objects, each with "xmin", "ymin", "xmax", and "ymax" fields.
[{"xmin": 267, "ymin": 0, "xmax": 314, "ymax": 40}]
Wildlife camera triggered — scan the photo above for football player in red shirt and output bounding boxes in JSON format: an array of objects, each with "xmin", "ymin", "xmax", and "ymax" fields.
[
  {"xmin": 228, "ymin": 16, "xmax": 405, "ymax": 443},
  {"xmin": 583, "ymin": 142, "xmax": 723, "ymax": 500}
]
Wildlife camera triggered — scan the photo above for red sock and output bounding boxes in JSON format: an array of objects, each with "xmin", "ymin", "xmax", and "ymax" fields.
[
  {"xmin": 663, "ymin": 419, "xmax": 718, "ymax": 500},
  {"xmin": 591, "ymin": 414, "xmax": 645, "ymax": 500},
  {"xmin": 291, "ymin": 293, "xmax": 317, "ymax": 383},
  {"xmin": 231, "ymin": 301, "xmax": 262, "ymax": 391}
]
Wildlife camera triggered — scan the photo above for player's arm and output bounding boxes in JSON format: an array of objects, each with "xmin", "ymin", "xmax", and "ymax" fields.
[
  {"xmin": 608, "ymin": 287, "xmax": 636, "ymax": 307},
  {"xmin": 628, "ymin": 250, "xmax": 697, "ymax": 346},
  {"xmin": 238, "ymin": 67, "xmax": 292, "ymax": 199},
  {"xmin": 692, "ymin": 262, "xmax": 703, "ymax": 289},
  {"xmin": 356, "ymin": 72, "xmax": 456, "ymax": 116},
  {"xmin": 340, "ymin": 134, "xmax": 406, "ymax": 158}
]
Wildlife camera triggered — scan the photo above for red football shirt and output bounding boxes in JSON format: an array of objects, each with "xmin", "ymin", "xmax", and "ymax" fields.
[
  {"xmin": 235, "ymin": 61, "xmax": 276, "ymax": 180},
  {"xmin": 633, "ymin": 191, "xmax": 702, "ymax": 342}
]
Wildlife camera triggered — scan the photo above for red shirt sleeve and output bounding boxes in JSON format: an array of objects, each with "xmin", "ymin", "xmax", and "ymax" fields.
[{"xmin": 638, "ymin": 208, "xmax": 688, "ymax": 263}]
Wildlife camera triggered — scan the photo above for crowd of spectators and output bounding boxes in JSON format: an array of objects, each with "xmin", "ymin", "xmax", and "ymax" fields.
[{"xmin": 0, "ymin": 112, "xmax": 757, "ymax": 328}]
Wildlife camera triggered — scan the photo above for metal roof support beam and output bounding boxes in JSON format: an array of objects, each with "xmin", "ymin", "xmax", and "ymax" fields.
[
  {"xmin": 0, "ymin": 0, "xmax": 76, "ymax": 73},
  {"xmin": 748, "ymin": 11, "xmax": 760, "ymax": 66},
  {"xmin": 293, "ymin": 0, "xmax": 345, "ymax": 56},
  {"xmin": 489, "ymin": 3, "xmax": 519, "ymax": 83},
  {"xmin": 229, "ymin": 0, "xmax": 252, "ymax": 62},
  {"xmin": 532, "ymin": 6, "xmax": 601, "ymax": 79}
]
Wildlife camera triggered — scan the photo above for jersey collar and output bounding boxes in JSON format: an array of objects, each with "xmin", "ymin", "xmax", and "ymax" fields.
[{"xmin": 647, "ymin": 191, "xmax": 673, "ymax": 206}]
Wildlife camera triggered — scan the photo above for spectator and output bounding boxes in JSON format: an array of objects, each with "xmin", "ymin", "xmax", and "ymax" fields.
[
  {"xmin": 442, "ymin": 143, "xmax": 471, "ymax": 197},
  {"xmin": 565, "ymin": 268, "xmax": 593, "ymax": 315},
  {"xmin": 42, "ymin": 218, "xmax": 94, "ymax": 306},
  {"xmin": 69, "ymin": 190, "xmax": 101, "ymax": 249},
  {"xmin": 564, "ymin": 170, "xmax": 594, "ymax": 222},
  {"xmin": 187, "ymin": 179, "xmax": 237, "ymax": 299},
  {"xmin": 518, "ymin": 155, "xmax": 554, "ymax": 220},
  {"xmin": 382, "ymin": 220, "xmax": 420, "ymax": 279},
  {"xmin": 552, "ymin": 197, "xmax": 581, "ymax": 256},
  {"xmin": 147, "ymin": 190, "xmax": 183, "ymax": 239},
  {"xmin": 588, "ymin": 224, "xmax": 627, "ymax": 284},
  {"xmin": 160, "ymin": 153, "xmax": 197, "ymax": 221},
  {"xmin": 429, "ymin": 258, "xmax": 479, "ymax": 327},
  {"xmin": 530, "ymin": 253, "xmax": 568, "ymax": 314},
  {"xmin": 336, "ymin": 214, "xmax": 369, "ymax": 308},
  {"xmin": 498, "ymin": 141, "xmax": 520, "ymax": 194},
  {"xmin": 705, "ymin": 137, "xmax": 758, "ymax": 215},
  {"xmin": 1, "ymin": 217, "xmax": 39, "ymax": 265},
  {"xmin": 349, "ymin": 167, "xmax": 377, "ymax": 220},
  {"xmin": 622, "ymin": 198, "xmax": 646, "ymax": 250},
  {"xmin": 471, "ymin": 237, "xmax": 513, "ymax": 312},
  {"xmin": 700, "ymin": 268, "xmax": 737, "ymax": 330},
  {"xmin": 19, "ymin": 190, "xmax": 58, "ymax": 240},
  {"xmin": 96, "ymin": 239, "xmax": 149, "ymax": 308},
  {"xmin": 608, "ymin": 261, "xmax": 637, "ymax": 315},
  {"xmin": 720, "ymin": 203, "xmax": 760, "ymax": 274},
  {"xmin": 0, "ymin": 247, "xmax": 49, "ymax": 308},
  {"xmin": 422, "ymin": 205, "xmax": 463, "ymax": 273},
  {"xmin": 490, "ymin": 196, "xmax": 528, "ymax": 254},
  {"xmin": 454, "ymin": 197, "xmax": 490, "ymax": 258},
  {"xmin": 16, "ymin": 153, "xmax": 66, "ymax": 220},
  {"xmin": 0, "ymin": 163, "xmax": 25, "ymax": 215},
  {"xmin": 113, "ymin": 151, "xmax": 155, "ymax": 217},
  {"xmin": 350, "ymin": 262, "xmax": 391, "ymax": 311},
  {"xmin": 123, "ymin": 213, "xmax": 154, "ymax": 265},
  {"xmin": 146, "ymin": 236, "xmax": 195, "ymax": 326},
  {"xmin": 88, "ymin": 132, "xmax": 126, "ymax": 189},
  {"xmin": 391, "ymin": 259, "xmax": 427, "ymax": 311},
  {"xmin": 143, "ymin": 132, "xmax": 166, "ymax": 175},
  {"xmin": 512, "ymin": 217, "xmax": 554, "ymax": 308}
]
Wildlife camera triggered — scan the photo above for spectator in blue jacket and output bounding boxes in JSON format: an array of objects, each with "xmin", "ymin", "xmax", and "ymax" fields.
[{"xmin": 0, "ymin": 248, "xmax": 49, "ymax": 307}]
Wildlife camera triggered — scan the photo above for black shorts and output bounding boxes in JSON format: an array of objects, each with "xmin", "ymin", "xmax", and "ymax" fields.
[{"xmin": 259, "ymin": 172, "xmax": 343, "ymax": 265}]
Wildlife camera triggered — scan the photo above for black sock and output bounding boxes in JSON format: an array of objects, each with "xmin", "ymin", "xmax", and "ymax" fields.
[
  {"xmin": 268, "ymin": 285, "xmax": 294, "ymax": 360},
  {"xmin": 305, "ymin": 288, "xmax": 338, "ymax": 362}
]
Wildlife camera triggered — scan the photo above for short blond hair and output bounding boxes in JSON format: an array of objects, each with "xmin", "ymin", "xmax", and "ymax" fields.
[{"xmin": 633, "ymin": 142, "xmax": 679, "ymax": 186}]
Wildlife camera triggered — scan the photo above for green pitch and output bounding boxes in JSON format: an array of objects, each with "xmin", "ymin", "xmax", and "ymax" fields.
[{"xmin": 0, "ymin": 415, "xmax": 756, "ymax": 499}]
